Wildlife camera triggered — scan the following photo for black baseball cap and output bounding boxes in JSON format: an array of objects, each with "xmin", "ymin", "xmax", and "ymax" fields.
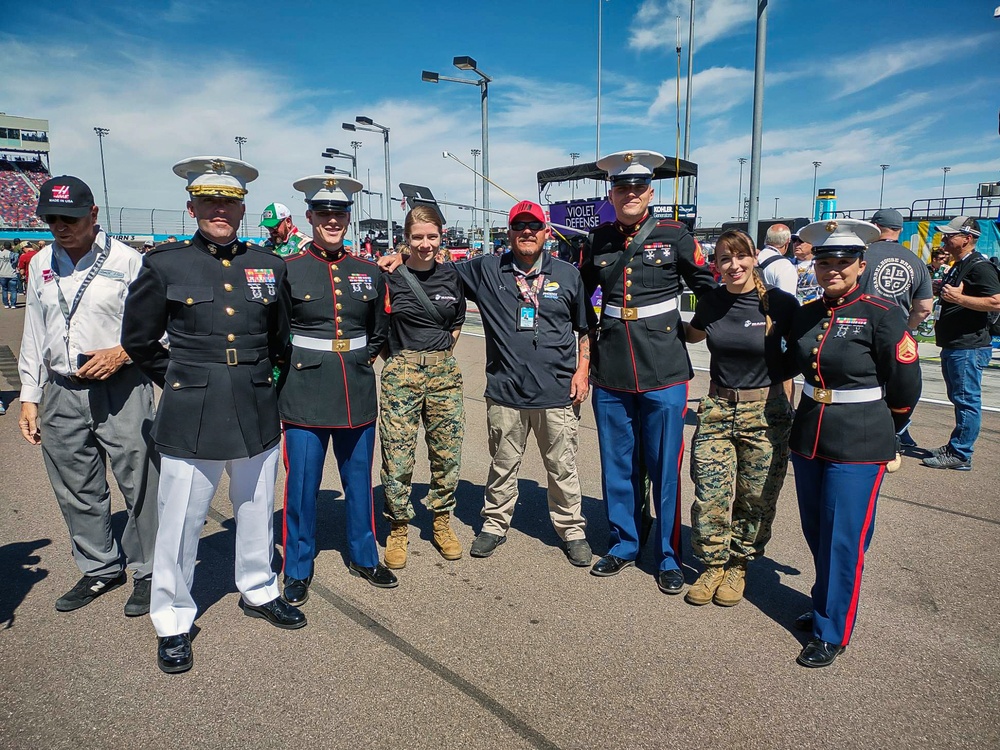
[{"xmin": 36, "ymin": 176, "xmax": 96, "ymax": 218}]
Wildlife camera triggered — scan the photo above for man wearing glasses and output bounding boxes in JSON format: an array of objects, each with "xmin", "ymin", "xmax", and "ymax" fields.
[
  {"xmin": 18, "ymin": 175, "xmax": 158, "ymax": 617},
  {"xmin": 378, "ymin": 201, "xmax": 594, "ymax": 566}
]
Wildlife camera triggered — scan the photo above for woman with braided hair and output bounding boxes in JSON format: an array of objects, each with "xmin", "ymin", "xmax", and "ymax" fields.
[{"xmin": 682, "ymin": 230, "xmax": 798, "ymax": 606}]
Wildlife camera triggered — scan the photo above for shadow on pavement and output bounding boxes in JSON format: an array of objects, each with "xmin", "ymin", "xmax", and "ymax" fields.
[
  {"xmin": 742, "ymin": 555, "xmax": 813, "ymax": 639},
  {"xmin": 0, "ymin": 538, "xmax": 51, "ymax": 629}
]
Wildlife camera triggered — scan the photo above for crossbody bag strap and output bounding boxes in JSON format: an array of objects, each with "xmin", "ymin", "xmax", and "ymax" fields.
[
  {"xmin": 397, "ymin": 265, "xmax": 447, "ymax": 326},
  {"xmin": 603, "ymin": 217, "xmax": 659, "ymax": 306}
]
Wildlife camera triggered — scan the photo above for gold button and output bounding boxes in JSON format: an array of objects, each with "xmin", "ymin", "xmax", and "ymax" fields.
[
  {"xmin": 331, "ymin": 264, "xmax": 339, "ymax": 270},
  {"xmin": 304, "ymin": 294, "xmax": 311, "ymax": 300},
  {"xmin": 262, "ymin": 298, "xmax": 268, "ymax": 304},
  {"xmin": 335, "ymin": 289, "xmax": 342, "ymax": 296},
  {"xmin": 625, "ymin": 294, "xmax": 632, "ymax": 301},
  {"xmin": 334, "ymin": 277, "xmax": 341, "ymax": 282},
  {"xmin": 816, "ymin": 335, "xmax": 823, "ymax": 341},
  {"xmin": 814, "ymin": 375, "xmax": 821, "ymax": 382},
  {"xmin": 226, "ymin": 307, "xmax": 235, "ymax": 316},
  {"xmin": 172, "ymin": 381, "xmax": 180, "ymax": 388},
  {"xmin": 826, "ymin": 309, "xmax": 833, "ymax": 317},
  {"xmin": 222, "ymin": 259, "xmax": 231, "ymax": 267},
  {"xmin": 296, "ymin": 363, "xmax": 302, "ymax": 369},
  {"xmin": 335, "ymin": 316, "xmax": 342, "ymax": 322},
  {"xmin": 625, "ymin": 280, "xmax": 633, "ymax": 287},
  {"xmin": 336, "ymin": 303, "xmax": 343, "ymax": 310},
  {"xmin": 600, "ymin": 261, "xmax": 607, "ymax": 266},
  {"xmin": 185, "ymin": 297, "xmax": 194, "ymax": 305},
  {"xmin": 227, "ymin": 334, "xmax": 236, "ymax": 342},
  {"xmin": 268, "ymin": 377, "xmax": 273, "ymax": 384},
  {"xmin": 224, "ymin": 283, "xmax": 233, "ymax": 292},
  {"xmin": 625, "ymin": 268, "xmax": 633, "ymax": 275},
  {"xmin": 822, "ymin": 322, "xmax": 829, "ymax": 329},
  {"xmin": 336, "ymin": 329, "xmax": 343, "ymax": 336},
  {"xmin": 811, "ymin": 347, "xmax": 819, "ymax": 354},
  {"xmin": 665, "ymin": 326, "xmax": 672, "ymax": 332},
  {"xmin": 812, "ymin": 362, "xmax": 818, "ymax": 369},
  {"xmin": 655, "ymin": 259, "xmax": 662, "ymax": 264}
]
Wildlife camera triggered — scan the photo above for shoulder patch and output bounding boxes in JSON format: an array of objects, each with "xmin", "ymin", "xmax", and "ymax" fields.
[
  {"xmin": 655, "ymin": 219, "xmax": 684, "ymax": 229},
  {"xmin": 896, "ymin": 332, "xmax": 918, "ymax": 364},
  {"xmin": 145, "ymin": 241, "xmax": 186, "ymax": 255},
  {"xmin": 693, "ymin": 242, "xmax": 706, "ymax": 266}
]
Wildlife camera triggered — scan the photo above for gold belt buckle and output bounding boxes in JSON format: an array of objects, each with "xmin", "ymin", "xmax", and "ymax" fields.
[
  {"xmin": 332, "ymin": 339, "xmax": 351, "ymax": 352},
  {"xmin": 225, "ymin": 348, "xmax": 238, "ymax": 366},
  {"xmin": 812, "ymin": 388, "xmax": 833, "ymax": 404},
  {"xmin": 621, "ymin": 307, "xmax": 639, "ymax": 321}
]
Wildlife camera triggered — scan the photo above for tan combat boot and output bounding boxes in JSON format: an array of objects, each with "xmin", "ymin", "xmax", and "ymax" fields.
[
  {"xmin": 384, "ymin": 522, "xmax": 408, "ymax": 570},
  {"xmin": 684, "ymin": 566, "xmax": 726, "ymax": 606},
  {"xmin": 432, "ymin": 512, "xmax": 463, "ymax": 560},
  {"xmin": 714, "ymin": 560, "xmax": 747, "ymax": 607}
]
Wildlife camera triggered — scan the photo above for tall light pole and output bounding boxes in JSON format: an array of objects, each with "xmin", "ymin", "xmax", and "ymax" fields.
[
  {"xmin": 683, "ymin": 0, "xmax": 696, "ymax": 204},
  {"xmin": 596, "ymin": 0, "xmax": 606, "ymax": 164},
  {"xmin": 94, "ymin": 127, "xmax": 111, "ymax": 233},
  {"xmin": 747, "ymin": 0, "xmax": 769, "ymax": 242},
  {"xmin": 422, "ymin": 57, "xmax": 492, "ymax": 248},
  {"xmin": 323, "ymin": 148, "xmax": 360, "ymax": 247},
  {"xmin": 811, "ymin": 161, "xmax": 822, "ymax": 220},
  {"xmin": 234, "ymin": 136, "xmax": 247, "ymax": 160},
  {"xmin": 737, "ymin": 157, "xmax": 748, "ymax": 218},
  {"xmin": 570, "ymin": 152, "xmax": 581, "ymax": 200},
  {"xmin": 879, "ymin": 164, "xmax": 890, "ymax": 208},
  {"xmin": 941, "ymin": 166, "xmax": 951, "ymax": 211},
  {"xmin": 344, "ymin": 117, "xmax": 392, "ymax": 242},
  {"xmin": 470, "ymin": 148, "xmax": 480, "ymax": 243}
]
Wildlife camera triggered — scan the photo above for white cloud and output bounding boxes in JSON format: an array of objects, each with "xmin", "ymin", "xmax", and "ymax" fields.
[
  {"xmin": 648, "ymin": 66, "xmax": 754, "ymax": 117},
  {"xmin": 629, "ymin": 0, "xmax": 755, "ymax": 52}
]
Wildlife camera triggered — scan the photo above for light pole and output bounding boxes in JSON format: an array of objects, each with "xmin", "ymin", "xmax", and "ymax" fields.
[
  {"xmin": 737, "ymin": 157, "xmax": 748, "ymax": 219},
  {"xmin": 774, "ymin": 197, "xmax": 779, "ymax": 219},
  {"xmin": 570, "ymin": 152, "xmax": 581, "ymax": 200},
  {"xmin": 323, "ymin": 148, "xmax": 360, "ymax": 247},
  {"xmin": 747, "ymin": 0, "xmax": 768, "ymax": 241},
  {"xmin": 234, "ymin": 136, "xmax": 247, "ymax": 160},
  {"xmin": 811, "ymin": 161, "xmax": 822, "ymax": 220},
  {"xmin": 470, "ymin": 148, "xmax": 480, "ymax": 244},
  {"xmin": 879, "ymin": 164, "xmax": 890, "ymax": 208},
  {"xmin": 941, "ymin": 166, "xmax": 951, "ymax": 211},
  {"xmin": 683, "ymin": 0, "xmax": 696, "ymax": 204},
  {"xmin": 94, "ymin": 127, "xmax": 111, "ymax": 233},
  {"xmin": 344, "ymin": 117, "xmax": 392, "ymax": 242},
  {"xmin": 422, "ymin": 56, "xmax": 492, "ymax": 247}
]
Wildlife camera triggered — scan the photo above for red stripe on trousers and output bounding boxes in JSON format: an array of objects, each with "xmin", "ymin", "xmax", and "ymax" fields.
[{"xmin": 842, "ymin": 463, "xmax": 885, "ymax": 645}]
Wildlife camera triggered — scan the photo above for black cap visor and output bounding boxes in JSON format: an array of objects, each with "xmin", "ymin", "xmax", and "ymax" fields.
[
  {"xmin": 308, "ymin": 200, "xmax": 353, "ymax": 211},
  {"xmin": 813, "ymin": 246, "xmax": 865, "ymax": 260}
]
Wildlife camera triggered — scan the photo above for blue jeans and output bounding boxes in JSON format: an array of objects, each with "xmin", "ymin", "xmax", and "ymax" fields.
[
  {"xmin": 0, "ymin": 277, "xmax": 17, "ymax": 307},
  {"xmin": 940, "ymin": 346, "xmax": 992, "ymax": 461}
]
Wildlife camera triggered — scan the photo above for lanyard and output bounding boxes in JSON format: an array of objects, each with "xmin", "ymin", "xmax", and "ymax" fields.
[
  {"xmin": 514, "ymin": 271, "xmax": 545, "ymax": 309},
  {"xmin": 53, "ymin": 233, "xmax": 112, "ymax": 343}
]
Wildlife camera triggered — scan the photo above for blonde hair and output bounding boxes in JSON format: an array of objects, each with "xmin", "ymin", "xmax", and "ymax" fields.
[
  {"xmin": 403, "ymin": 205, "xmax": 443, "ymax": 238},
  {"xmin": 716, "ymin": 229, "xmax": 772, "ymax": 335}
]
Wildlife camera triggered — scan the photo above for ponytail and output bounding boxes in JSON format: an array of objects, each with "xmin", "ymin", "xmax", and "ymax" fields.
[{"xmin": 751, "ymin": 267, "xmax": 773, "ymax": 335}]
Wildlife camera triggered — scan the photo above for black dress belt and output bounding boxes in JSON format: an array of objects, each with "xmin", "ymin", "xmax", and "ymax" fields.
[
  {"xmin": 50, "ymin": 364, "xmax": 134, "ymax": 388},
  {"xmin": 171, "ymin": 347, "xmax": 270, "ymax": 366}
]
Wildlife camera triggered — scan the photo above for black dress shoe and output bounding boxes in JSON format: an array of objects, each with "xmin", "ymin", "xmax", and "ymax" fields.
[
  {"xmin": 157, "ymin": 633, "xmax": 192, "ymax": 674},
  {"xmin": 348, "ymin": 562, "xmax": 399, "ymax": 589},
  {"xmin": 239, "ymin": 596, "xmax": 307, "ymax": 629},
  {"xmin": 590, "ymin": 554, "xmax": 635, "ymax": 577},
  {"xmin": 795, "ymin": 612, "xmax": 814, "ymax": 632},
  {"xmin": 656, "ymin": 568, "xmax": 685, "ymax": 595},
  {"xmin": 282, "ymin": 576, "xmax": 311, "ymax": 606},
  {"xmin": 796, "ymin": 638, "xmax": 846, "ymax": 668}
]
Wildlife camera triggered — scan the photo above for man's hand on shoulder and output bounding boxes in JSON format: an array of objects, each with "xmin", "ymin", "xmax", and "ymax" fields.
[{"xmin": 376, "ymin": 253, "xmax": 403, "ymax": 273}]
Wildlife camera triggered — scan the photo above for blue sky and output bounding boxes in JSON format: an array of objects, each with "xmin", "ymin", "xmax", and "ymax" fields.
[{"xmin": 2, "ymin": 0, "xmax": 999, "ymax": 231}]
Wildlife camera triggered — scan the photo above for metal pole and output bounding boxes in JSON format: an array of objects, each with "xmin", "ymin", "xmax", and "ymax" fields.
[
  {"xmin": 234, "ymin": 136, "xmax": 247, "ymax": 160},
  {"xmin": 383, "ymin": 130, "xmax": 392, "ymax": 246},
  {"xmin": 94, "ymin": 127, "xmax": 111, "ymax": 233},
  {"xmin": 811, "ymin": 161, "xmax": 821, "ymax": 220},
  {"xmin": 737, "ymin": 157, "xmax": 747, "ymax": 218},
  {"xmin": 596, "ymin": 0, "xmax": 603, "ymax": 197},
  {"xmin": 471, "ymin": 148, "xmax": 480, "ymax": 245},
  {"xmin": 879, "ymin": 164, "xmax": 889, "ymax": 208},
  {"xmin": 480, "ymin": 80, "xmax": 490, "ymax": 251},
  {"xmin": 683, "ymin": 0, "xmax": 695, "ymax": 204},
  {"xmin": 352, "ymin": 141, "xmax": 362, "ymax": 247},
  {"xmin": 774, "ymin": 197, "xmax": 779, "ymax": 219},
  {"xmin": 747, "ymin": 0, "xmax": 767, "ymax": 243},
  {"xmin": 570, "ymin": 152, "xmax": 580, "ymax": 201},
  {"xmin": 941, "ymin": 166, "xmax": 950, "ymax": 211}
]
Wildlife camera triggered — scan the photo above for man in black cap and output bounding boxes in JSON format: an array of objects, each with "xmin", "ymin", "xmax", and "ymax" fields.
[
  {"xmin": 921, "ymin": 217, "xmax": 1000, "ymax": 471},
  {"xmin": 859, "ymin": 208, "xmax": 932, "ymax": 331},
  {"xmin": 18, "ymin": 175, "xmax": 158, "ymax": 616},
  {"xmin": 122, "ymin": 156, "xmax": 302, "ymax": 674}
]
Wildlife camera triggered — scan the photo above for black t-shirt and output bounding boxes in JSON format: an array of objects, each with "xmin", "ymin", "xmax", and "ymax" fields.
[
  {"xmin": 375, "ymin": 261, "xmax": 466, "ymax": 356},
  {"xmin": 690, "ymin": 286, "xmax": 798, "ymax": 389},
  {"xmin": 455, "ymin": 252, "xmax": 591, "ymax": 409},
  {"xmin": 857, "ymin": 240, "xmax": 932, "ymax": 313},
  {"xmin": 935, "ymin": 251, "xmax": 1000, "ymax": 349}
]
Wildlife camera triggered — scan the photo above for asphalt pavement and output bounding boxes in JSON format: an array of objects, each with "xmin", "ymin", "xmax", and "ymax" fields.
[{"xmin": 0, "ymin": 305, "xmax": 997, "ymax": 750}]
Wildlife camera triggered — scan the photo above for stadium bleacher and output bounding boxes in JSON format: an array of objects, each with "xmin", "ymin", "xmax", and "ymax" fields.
[{"xmin": 0, "ymin": 157, "xmax": 48, "ymax": 229}]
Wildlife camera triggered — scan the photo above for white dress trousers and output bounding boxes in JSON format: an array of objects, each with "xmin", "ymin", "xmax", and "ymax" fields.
[{"xmin": 149, "ymin": 446, "xmax": 280, "ymax": 637}]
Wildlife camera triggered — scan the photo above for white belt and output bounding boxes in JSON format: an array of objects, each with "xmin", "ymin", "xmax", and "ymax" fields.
[
  {"xmin": 802, "ymin": 383, "xmax": 884, "ymax": 405},
  {"xmin": 604, "ymin": 298, "xmax": 677, "ymax": 321},
  {"xmin": 291, "ymin": 334, "xmax": 367, "ymax": 353}
]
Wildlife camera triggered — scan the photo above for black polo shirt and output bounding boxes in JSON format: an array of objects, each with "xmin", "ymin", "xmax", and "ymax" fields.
[
  {"xmin": 935, "ymin": 251, "xmax": 1000, "ymax": 349},
  {"xmin": 454, "ymin": 252, "xmax": 591, "ymax": 409}
]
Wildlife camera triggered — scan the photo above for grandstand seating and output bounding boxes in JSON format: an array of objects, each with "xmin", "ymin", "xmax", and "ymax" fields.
[{"xmin": 0, "ymin": 158, "xmax": 48, "ymax": 229}]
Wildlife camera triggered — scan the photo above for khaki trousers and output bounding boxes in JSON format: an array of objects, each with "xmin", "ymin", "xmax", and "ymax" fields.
[{"xmin": 482, "ymin": 399, "xmax": 587, "ymax": 541}]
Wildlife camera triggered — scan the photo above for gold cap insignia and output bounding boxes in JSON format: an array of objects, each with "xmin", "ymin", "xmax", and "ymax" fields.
[
  {"xmin": 624, "ymin": 152, "xmax": 634, "ymax": 163},
  {"xmin": 210, "ymin": 159, "xmax": 227, "ymax": 173},
  {"xmin": 324, "ymin": 178, "xmax": 338, "ymax": 189},
  {"xmin": 825, "ymin": 220, "xmax": 838, "ymax": 232}
]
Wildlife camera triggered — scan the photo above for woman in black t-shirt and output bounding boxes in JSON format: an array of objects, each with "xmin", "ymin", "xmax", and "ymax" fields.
[
  {"xmin": 683, "ymin": 230, "xmax": 797, "ymax": 607},
  {"xmin": 373, "ymin": 206, "xmax": 466, "ymax": 571}
]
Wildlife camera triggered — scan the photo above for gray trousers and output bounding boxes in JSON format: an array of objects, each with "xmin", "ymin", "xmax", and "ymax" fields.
[{"xmin": 40, "ymin": 366, "xmax": 159, "ymax": 579}]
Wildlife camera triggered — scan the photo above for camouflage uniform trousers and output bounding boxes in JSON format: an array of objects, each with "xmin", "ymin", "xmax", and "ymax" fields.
[
  {"xmin": 689, "ymin": 394, "xmax": 793, "ymax": 566},
  {"xmin": 379, "ymin": 354, "xmax": 465, "ymax": 522}
]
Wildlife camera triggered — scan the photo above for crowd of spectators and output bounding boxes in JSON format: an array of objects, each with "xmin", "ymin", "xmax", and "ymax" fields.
[{"xmin": 0, "ymin": 157, "xmax": 49, "ymax": 229}]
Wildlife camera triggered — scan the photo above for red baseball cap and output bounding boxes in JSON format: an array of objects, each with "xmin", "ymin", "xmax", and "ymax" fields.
[{"xmin": 508, "ymin": 200, "xmax": 546, "ymax": 225}]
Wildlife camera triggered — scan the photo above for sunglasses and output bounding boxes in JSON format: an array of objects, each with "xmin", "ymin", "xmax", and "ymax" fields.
[
  {"xmin": 510, "ymin": 221, "xmax": 544, "ymax": 231},
  {"xmin": 43, "ymin": 214, "xmax": 84, "ymax": 225}
]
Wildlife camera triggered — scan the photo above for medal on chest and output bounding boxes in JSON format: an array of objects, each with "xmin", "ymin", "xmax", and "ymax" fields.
[
  {"xmin": 245, "ymin": 268, "xmax": 277, "ymax": 299},
  {"xmin": 349, "ymin": 273, "xmax": 374, "ymax": 294}
]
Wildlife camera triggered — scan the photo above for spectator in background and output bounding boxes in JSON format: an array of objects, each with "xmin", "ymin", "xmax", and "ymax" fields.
[
  {"xmin": 859, "ymin": 209, "xmax": 932, "ymax": 332},
  {"xmin": 17, "ymin": 241, "xmax": 39, "ymax": 287},
  {"xmin": 0, "ymin": 241, "xmax": 19, "ymax": 308},
  {"xmin": 757, "ymin": 224, "xmax": 798, "ymax": 297},
  {"xmin": 165, "ymin": 235, "xmax": 177, "ymax": 243},
  {"xmin": 141, "ymin": 240, "xmax": 155, "ymax": 254},
  {"xmin": 791, "ymin": 233, "xmax": 822, "ymax": 303}
]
